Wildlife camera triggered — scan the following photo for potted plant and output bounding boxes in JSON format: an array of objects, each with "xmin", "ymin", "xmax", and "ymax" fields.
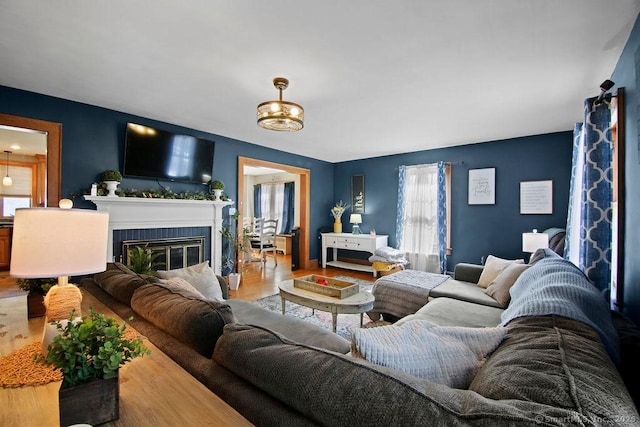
[
  {"xmin": 126, "ymin": 244, "xmax": 165, "ymax": 275},
  {"xmin": 16, "ymin": 278, "xmax": 56, "ymax": 318},
  {"xmin": 210, "ymin": 180, "xmax": 225, "ymax": 200},
  {"xmin": 39, "ymin": 308, "xmax": 150, "ymax": 426},
  {"xmin": 221, "ymin": 212, "xmax": 251, "ymax": 290},
  {"xmin": 101, "ymin": 169, "xmax": 122, "ymax": 197}
]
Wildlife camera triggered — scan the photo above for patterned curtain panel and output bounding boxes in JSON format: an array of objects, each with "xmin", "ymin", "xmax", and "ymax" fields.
[
  {"xmin": 395, "ymin": 163, "xmax": 444, "ymax": 273},
  {"xmin": 437, "ymin": 161, "xmax": 447, "ymax": 274},
  {"xmin": 565, "ymin": 97, "xmax": 613, "ymax": 292}
]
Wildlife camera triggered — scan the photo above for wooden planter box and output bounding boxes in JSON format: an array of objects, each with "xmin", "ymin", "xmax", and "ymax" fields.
[
  {"xmin": 294, "ymin": 275, "xmax": 358, "ymax": 299},
  {"xmin": 27, "ymin": 293, "xmax": 46, "ymax": 318},
  {"xmin": 59, "ymin": 374, "xmax": 119, "ymax": 426}
]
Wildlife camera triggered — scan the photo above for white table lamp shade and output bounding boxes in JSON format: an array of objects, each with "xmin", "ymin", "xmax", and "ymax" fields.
[
  {"xmin": 10, "ymin": 208, "xmax": 110, "ymax": 278},
  {"xmin": 350, "ymin": 214, "xmax": 362, "ymax": 224},
  {"xmin": 522, "ymin": 231, "xmax": 549, "ymax": 253}
]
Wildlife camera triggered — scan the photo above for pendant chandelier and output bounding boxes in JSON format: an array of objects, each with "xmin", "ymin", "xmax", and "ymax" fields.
[
  {"xmin": 3, "ymin": 150, "xmax": 12, "ymax": 187},
  {"xmin": 257, "ymin": 77, "xmax": 304, "ymax": 132}
]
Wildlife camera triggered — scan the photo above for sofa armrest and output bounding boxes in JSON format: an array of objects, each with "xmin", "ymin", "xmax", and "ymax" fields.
[
  {"xmin": 454, "ymin": 263, "xmax": 484, "ymax": 284},
  {"xmin": 216, "ymin": 275, "xmax": 229, "ymax": 299}
]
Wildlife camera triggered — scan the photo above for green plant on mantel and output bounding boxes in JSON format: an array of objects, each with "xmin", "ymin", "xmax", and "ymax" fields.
[
  {"xmin": 210, "ymin": 180, "xmax": 225, "ymax": 190},
  {"xmin": 126, "ymin": 245, "xmax": 165, "ymax": 276},
  {"xmin": 101, "ymin": 170, "xmax": 122, "ymax": 182},
  {"xmin": 38, "ymin": 308, "xmax": 150, "ymax": 388},
  {"xmin": 16, "ymin": 278, "xmax": 57, "ymax": 295}
]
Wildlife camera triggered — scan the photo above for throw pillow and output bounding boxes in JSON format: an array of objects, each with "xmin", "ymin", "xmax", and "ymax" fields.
[
  {"xmin": 157, "ymin": 261, "xmax": 223, "ymax": 302},
  {"xmin": 477, "ymin": 255, "xmax": 524, "ymax": 288},
  {"xmin": 351, "ymin": 320, "xmax": 506, "ymax": 388},
  {"xmin": 159, "ymin": 276, "xmax": 205, "ymax": 299},
  {"xmin": 484, "ymin": 263, "xmax": 529, "ymax": 307}
]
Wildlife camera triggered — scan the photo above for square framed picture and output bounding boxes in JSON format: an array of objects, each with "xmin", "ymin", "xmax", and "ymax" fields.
[
  {"xmin": 520, "ymin": 180, "xmax": 553, "ymax": 214},
  {"xmin": 468, "ymin": 168, "xmax": 495, "ymax": 205}
]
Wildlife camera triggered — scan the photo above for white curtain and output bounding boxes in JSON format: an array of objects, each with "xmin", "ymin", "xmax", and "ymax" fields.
[
  {"xmin": 259, "ymin": 183, "xmax": 285, "ymax": 234},
  {"xmin": 397, "ymin": 164, "xmax": 440, "ymax": 272}
]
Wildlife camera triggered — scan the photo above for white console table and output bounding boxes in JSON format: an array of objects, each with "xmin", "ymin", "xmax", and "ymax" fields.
[{"xmin": 321, "ymin": 232, "xmax": 388, "ymax": 276}]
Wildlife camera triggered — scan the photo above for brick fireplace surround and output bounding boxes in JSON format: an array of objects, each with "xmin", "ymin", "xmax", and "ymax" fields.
[{"xmin": 84, "ymin": 196, "xmax": 233, "ymax": 275}]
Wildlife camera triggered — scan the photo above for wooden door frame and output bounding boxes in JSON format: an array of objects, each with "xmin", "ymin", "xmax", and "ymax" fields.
[
  {"xmin": 238, "ymin": 156, "xmax": 311, "ymax": 269},
  {"xmin": 0, "ymin": 113, "xmax": 61, "ymax": 207}
]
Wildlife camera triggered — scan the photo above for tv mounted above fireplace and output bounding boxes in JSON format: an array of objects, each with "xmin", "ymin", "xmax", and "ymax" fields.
[{"xmin": 123, "ymin": 122, "xmax": 214, "ymax": 185}]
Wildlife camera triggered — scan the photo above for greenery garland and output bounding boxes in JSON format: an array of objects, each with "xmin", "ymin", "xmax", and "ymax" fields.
[{"xmin": 76, "ymin": 183, "xmax": 229, "ymax": 201}]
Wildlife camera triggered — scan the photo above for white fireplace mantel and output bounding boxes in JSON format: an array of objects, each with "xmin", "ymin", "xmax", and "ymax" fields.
[{"xmin": 85, "ymin": 196, "xmax": 234, "ymax": 274}]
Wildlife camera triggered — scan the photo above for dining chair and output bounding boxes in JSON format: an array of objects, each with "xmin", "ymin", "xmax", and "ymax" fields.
[{"xmin": 250, "ymin": 218, "xmax": 278, "ymax": 267}]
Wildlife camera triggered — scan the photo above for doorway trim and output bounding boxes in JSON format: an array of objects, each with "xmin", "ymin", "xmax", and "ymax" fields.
[
  {"xmin": 238, "ymin": 156, "xmax": 311, "ymax": 269},
  {"xmin": 0, "ymin": 113, "xmax": 61, "ymax": 207}
]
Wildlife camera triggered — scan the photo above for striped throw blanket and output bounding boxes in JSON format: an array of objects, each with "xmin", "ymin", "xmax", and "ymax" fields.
[{"xmin": 500, "ymin": 250, "xmax": 619, "ymax": 364}]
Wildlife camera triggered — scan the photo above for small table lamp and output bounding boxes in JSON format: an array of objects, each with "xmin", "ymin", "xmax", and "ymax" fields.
[
  {"xmin": 350, "ymin": 214, "xmax": 362, "ymax": 235},
  {"xmin": 10, "ymin": 202, "xmax": 109, "ymax": 352},
  {"xmin": 522, "ymin": 229, "xmax": 549, "ymax": 261}
]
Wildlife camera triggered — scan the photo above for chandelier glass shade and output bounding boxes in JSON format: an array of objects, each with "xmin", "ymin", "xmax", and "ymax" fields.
[
  {"xmin": 3, "ymin": 150, "xmax": 12, "ymax": 187},
  {"xmin": 257, "ymin": 77, "xmax": 304, "ymax": 132}
]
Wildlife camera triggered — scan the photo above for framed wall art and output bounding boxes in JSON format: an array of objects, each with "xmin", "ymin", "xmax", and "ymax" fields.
[
  {"xmin": 351, "ymin": 174, "xmax": 365, "ymax": 213},
  {"xmin": 468, "ymin": 168, "xmax": 495, "ymax": 205},
  {"xmin": 520, "ymin": 180, "xmax": 553, "ymax": 214}
]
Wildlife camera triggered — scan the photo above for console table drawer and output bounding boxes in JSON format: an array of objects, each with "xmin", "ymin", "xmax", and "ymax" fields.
[{"xmin": 337, "ymin": 240, "xmax": 360, "ymax": 250}]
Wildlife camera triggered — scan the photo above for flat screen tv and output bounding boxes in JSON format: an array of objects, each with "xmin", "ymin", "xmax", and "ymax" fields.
[{"xmin": 123, "ymin": 123, "xmax": 214, "ymax": 184}]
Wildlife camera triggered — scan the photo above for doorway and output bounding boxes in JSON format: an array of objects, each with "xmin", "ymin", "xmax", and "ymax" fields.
[
  {"xmin": 237, "ymin": 156, "xmax": 311, "ymax": 269},
  {"xmin": 0, "ymin": 113, "xmax": 62, "ymax": 207}
]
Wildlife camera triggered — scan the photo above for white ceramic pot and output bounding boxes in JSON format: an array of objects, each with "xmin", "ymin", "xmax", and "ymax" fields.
[
  {"xmin": 213, "ymin": 189, "xmax": 223, "ymax": 200},
  {"xmin": 228, "ymin": 273, "xmax": 241, "ymax": 290}
]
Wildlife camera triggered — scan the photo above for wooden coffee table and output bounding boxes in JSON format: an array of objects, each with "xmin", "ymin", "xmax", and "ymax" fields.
[
  {"xmin": 278, "ymin": 279, "xmax": 375, "ymax": 333},
  {"xmin": 0, "ymin": 290, "xmax": 252, "ymax": 426}
]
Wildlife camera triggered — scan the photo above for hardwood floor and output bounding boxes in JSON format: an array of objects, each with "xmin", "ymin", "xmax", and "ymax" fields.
[{"xmin": 0, "ymin": 255, "xmax": 376, "ymax": 302}]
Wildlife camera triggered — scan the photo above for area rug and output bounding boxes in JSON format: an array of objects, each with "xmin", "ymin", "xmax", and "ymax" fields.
[{"xmin": 253, "ymin": 276, "xmax": 375, "ymax": 340}]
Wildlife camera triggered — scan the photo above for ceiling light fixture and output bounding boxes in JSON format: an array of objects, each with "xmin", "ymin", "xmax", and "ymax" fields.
[
  {"xmin": 3, "ymin": 150, "xmax": 12, "ymax": 187},
  {"xmin": 257, "ymin": 77, "xmax": 304, "ymax": 132}
]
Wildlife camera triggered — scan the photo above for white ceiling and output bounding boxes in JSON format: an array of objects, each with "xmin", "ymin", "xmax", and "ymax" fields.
[{"xmin": 1, "ymin": 1, "xmax": 639, "ymax": 163}]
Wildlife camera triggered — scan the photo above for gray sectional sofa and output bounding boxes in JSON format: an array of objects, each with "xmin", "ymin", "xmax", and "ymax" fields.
[{"xmin": 80, "ymin": 249, "xmax": 639, "ymax": 426}]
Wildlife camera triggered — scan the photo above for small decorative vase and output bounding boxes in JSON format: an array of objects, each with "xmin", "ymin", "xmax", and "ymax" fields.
[
  {"xmin": 333, "ymin": 218, "xmax": 342, "ymax": 233},
  {"xmin": 104, "ymin": 181, "xmax": 120, "ymax": 197},
  {"xmin": 213, "ymin": 189, "xmax": 223, "ymax": 200}
]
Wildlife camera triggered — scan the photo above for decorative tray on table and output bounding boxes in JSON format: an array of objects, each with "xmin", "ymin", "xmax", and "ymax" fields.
[{"xmin": 293, "ymin": 275, "xmax": 358, "ymax": 299}]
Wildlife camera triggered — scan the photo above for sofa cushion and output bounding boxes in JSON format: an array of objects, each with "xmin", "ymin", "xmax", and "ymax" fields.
[
  {"xmin": 484, "ymin": 263, "xmax": 529, "ymax": 307},
  {"xmin": 214, "ymin": 323, "xmax": 621, "ymax": 425},
  {"xmin": 93, "ymin": 262, "xmax": 158, "ymax": 305},
  {"xmin": 131, "ymin": 282, "xmax": 234, "ymax": 357},
  {"xmin": 159, "ymin": 276, "xmax": 205, "ymax": 298},
  {"xmin": 396, "ymin": 297, "xmax": 503, "ymax": 328},
  {"xmin": 226, "ymin": 299, "xmax": 350, "ymax": 354},
  {"xmin": 157, "ymin": 260, "xmax": 223, "ymax": 302},
  {"xmin": 351, "ymin": 320, "xmax": 506, "ymax": 388},
  {"xmin": 477, "ymin": 255, "xmax": 524, "ymax": 288},
  {"xmin": 429, "ymin": 278, "xmax": 503, "ymax": 308},
  {"xmin": 470, "ymin": 316, "xmax": 638, "ymax": 424}
]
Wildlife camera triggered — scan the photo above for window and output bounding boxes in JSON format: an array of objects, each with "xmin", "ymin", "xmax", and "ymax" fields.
[
  {"xmin": 397, "ymin": 162, "xmax": 451, "ymax": 273},
  {"xmin": 1, "ymin": 196, "xmax": 31, "ymax": 216}
]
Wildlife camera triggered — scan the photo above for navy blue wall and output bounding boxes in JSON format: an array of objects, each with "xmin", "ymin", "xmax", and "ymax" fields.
[
  {"xmin": 0, "ymin": 85, "xmax": 573, "ymax": 273},
  {"xmin": 0, "ymin": 85, "xmax": 334, "ymax": 259},
  {"xmin": 612, "ymin": 13, "xmax": 640, "ymax": 324},
  {"xmin": 334, "ymin": 133, "xmax": 573, "ymax": 269}
]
